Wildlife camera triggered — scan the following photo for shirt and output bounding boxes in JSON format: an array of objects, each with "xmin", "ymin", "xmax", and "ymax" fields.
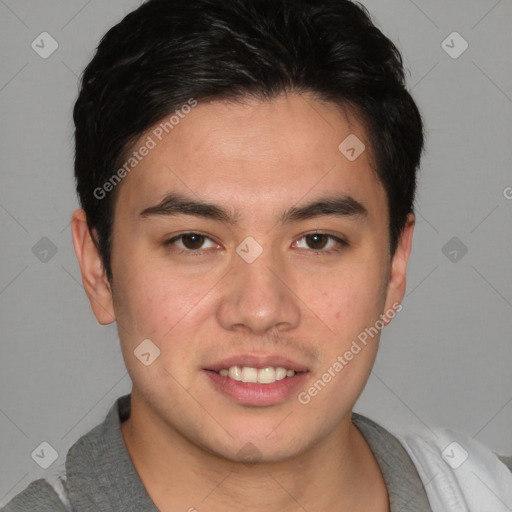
[{"xmin": 7, "ymin": 392, "xmax": 507, "ymax": 511}]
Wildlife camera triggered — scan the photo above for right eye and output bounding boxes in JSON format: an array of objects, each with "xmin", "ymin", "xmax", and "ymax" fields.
[{"xmin": 164, "ymin": 232, "xmax": 220, "ymax": 255}]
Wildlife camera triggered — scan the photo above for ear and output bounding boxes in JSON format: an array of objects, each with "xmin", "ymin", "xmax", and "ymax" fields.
[
  {"xmin": 383, "ymin": 213, "xmax": 415, "ymax": 323},
  {"xmin": 71, "ymin": 208, "xmax": 115, "ymax": 325}
]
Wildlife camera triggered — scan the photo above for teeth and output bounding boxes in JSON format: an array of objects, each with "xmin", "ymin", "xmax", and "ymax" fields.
[
  {"xmin": 275, "ymin": 367, "xmax": 287, "ymax": 380},
  {"xmin": 218, "ymin": 366, "xmax": 297, "ymax": 384},
  {"xmin": 228, "ymin": 366, "xmax": 242, "ymax": 381},
  {"xmin": 241, "ymin": 367, "xmax": 258, "ymax": 383},
  {"xmin": 257, "ymin": 367, "xmax": 275, "ymax": 384}
]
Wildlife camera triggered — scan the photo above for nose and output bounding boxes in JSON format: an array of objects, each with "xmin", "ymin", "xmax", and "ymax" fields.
[{"xmin": 216, "ymin": 243, "xmax": 301, "ymax": 336}]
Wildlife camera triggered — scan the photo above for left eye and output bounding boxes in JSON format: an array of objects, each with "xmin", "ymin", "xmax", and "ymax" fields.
[{"xmin": 294, "ymin": 233, "xmax": 346, "ymax": 251}]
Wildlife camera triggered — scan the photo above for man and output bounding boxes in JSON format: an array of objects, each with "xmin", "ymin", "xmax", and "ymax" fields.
[{"xmin": 3, "ymin": 0, "xmax": 511, "ymax": 511}]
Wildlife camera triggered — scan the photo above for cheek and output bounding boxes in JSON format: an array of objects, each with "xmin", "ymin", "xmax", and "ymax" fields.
[
  {"xmin": 112, "ymin": 256, "xmax": 224, "ymax": 382},
  {"xmin": 112, "ymin": 259, "xmax": 204, "ymax": 340},
  {"xmin": 298, "ymin": 271, "xmax": 385, "ymax": 412},
  {"xmin": 308, "ymin": 262, "xmax": 386, "ymax": 336},
  {"xmin": 140, "ymin": 290, "xmax": 198, "ymax": 337},
  {"xmin": 113, "ymin": 270, "xmax": 208, "ymax": 389}
]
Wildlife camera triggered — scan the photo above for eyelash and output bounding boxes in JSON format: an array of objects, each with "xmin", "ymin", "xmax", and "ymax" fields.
[{"xmin": 163, "ymin": 232, "xmax": 348, "ymax": 256}]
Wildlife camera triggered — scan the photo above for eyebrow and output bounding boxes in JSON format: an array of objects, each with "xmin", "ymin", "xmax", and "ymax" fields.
[{"xmin": 139, "ymin": 192, "xmax": 368, "ymax": 224}]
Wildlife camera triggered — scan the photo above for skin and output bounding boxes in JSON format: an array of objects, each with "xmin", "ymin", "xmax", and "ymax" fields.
[{"xmin": 71, "ymin": 92, "xmax": 414, "ymax": 512}]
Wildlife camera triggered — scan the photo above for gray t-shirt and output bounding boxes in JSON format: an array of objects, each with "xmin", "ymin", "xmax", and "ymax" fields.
[{"xmin": 0, "ymin": 393, "xmax": 447, "ymax": 511}]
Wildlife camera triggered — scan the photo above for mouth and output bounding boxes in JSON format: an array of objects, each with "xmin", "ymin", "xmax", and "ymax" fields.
[
  {"xmin": 203, "ymin": 355, "xmax": 310, "ymax": 406},
  {"xmin": 205, "ymin": 365, "xmax": 306, "ymax": 384}
]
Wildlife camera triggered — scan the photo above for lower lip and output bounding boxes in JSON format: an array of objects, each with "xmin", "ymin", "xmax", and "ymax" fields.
[{"xmin": 203, "ymin": 370, "xmax": 309, "ymax": 406}]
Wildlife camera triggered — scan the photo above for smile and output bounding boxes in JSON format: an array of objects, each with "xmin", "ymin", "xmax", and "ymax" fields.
[{"xmin": 215, "ymin": 365, "xmax": 299, "ymax": 384}]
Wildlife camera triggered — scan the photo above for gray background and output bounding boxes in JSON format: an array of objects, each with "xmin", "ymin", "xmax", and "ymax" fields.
[{"xmin": 1, "ymin": 0, "xmax": 511, "ymax": 506}]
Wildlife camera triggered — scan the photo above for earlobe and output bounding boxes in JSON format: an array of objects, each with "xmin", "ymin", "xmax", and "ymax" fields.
[
  {"xmin": 383, "ymin": 213, "xmax": 415, "ymax": 321},
  {"xmin": 71, "ymin": 208, "xmax": 116, "ymax": 325}
]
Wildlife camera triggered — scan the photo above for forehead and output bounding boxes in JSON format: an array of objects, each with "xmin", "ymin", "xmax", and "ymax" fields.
[{"xmin": 115, "ymin": 93, "xmax": 387, "ymax": 224}]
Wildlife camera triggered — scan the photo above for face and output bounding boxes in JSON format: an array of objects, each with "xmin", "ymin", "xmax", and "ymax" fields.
[{"xmin": 74, "ymin": 92, "xmax": 414, "ymax": 463}]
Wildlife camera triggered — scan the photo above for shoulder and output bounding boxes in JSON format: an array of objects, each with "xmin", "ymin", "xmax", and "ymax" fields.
[
  {"xmin": 0, "ymin": 478, "xmax": 69, "ymax": 512},
  {"xmin": 395, "ymin": 422, "xmax": 512, "ymax": 476},
  {"xmin": 1, "ymin": 395, "xmax": 129, "ymax": 512},
  {"xmin": 390, "ymin": 422, "xmax": 512, "ymax": 510},
  {"xmin": 497, "ymin": 454, "xmax": 512, "ymax": 473},
  {"xmin": 353, "ymin": 413, "xmax": 512, "ymax": 509}
]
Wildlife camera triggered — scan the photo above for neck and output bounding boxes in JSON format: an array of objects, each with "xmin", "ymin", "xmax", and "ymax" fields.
[{"xmin": 121, "ymin": 390, "xmax": 389, "ymax": 512}]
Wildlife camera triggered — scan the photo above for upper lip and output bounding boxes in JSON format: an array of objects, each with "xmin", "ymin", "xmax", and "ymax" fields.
[{"xmin": 205, "ymin": 354, "xmax": 309, "ymax": 373}]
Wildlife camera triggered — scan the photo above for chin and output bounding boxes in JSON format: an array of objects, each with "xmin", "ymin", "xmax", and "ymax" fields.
[{"xmin": 198, "ymin": 418, "xmax": 316, "ymax": 464}]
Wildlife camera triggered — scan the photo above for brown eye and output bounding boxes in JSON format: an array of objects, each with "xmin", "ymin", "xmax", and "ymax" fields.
[
  {"xmin": 164, "ymin": 232, "xmax": 218, "ymax": 253},
  {"xmin": 180, "ymin": 233, "xmax": 206, "ymax": 250},
  {"xmin": 305, "ymin": 233, "xmax": 329, "ymax": 250},
  {"xmin": 294, "ymin": 233, "xmax": 347, "ymax": 253}
]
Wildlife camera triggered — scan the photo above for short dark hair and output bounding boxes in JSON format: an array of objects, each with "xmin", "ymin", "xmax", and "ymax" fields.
[{"xmin": 73, "ymin": 0, "xmax": 424, "ymax": 284}]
